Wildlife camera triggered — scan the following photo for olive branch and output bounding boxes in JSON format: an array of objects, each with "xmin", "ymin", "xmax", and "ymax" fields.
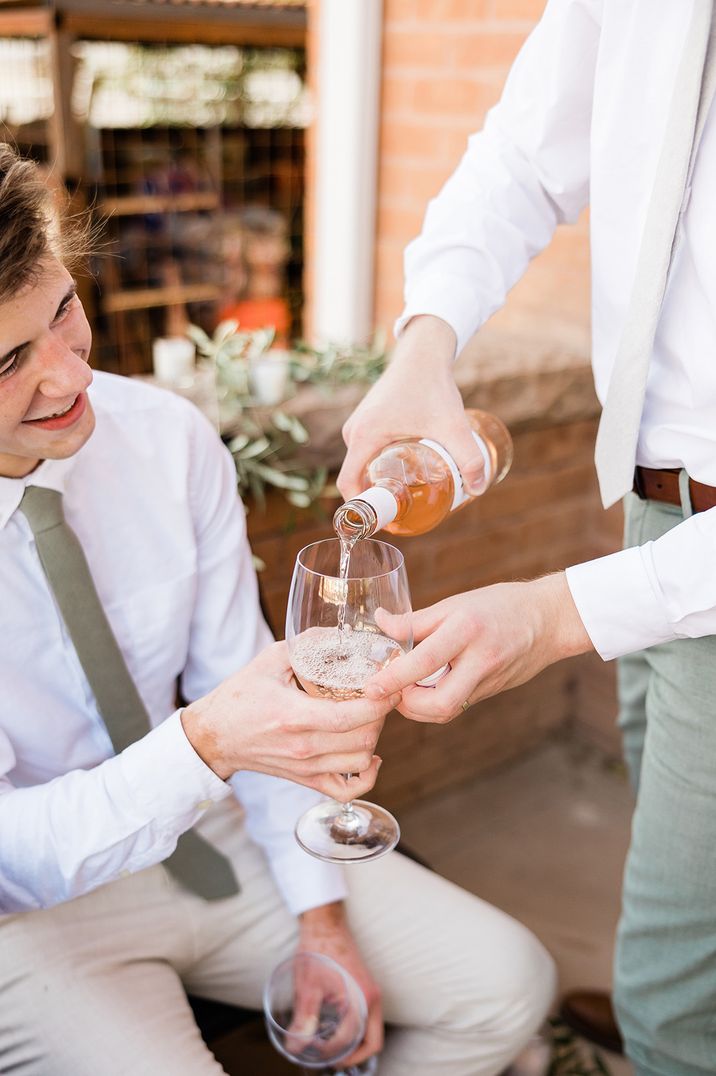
[{"xmin": 187, "ymin": 320, "xmax": 388, "ymax": 511}]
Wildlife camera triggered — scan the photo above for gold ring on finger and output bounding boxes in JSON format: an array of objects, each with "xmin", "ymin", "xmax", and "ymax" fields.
[{"xmin": 461, "ymin": 700, "xmax": 471, "ymax": 713}]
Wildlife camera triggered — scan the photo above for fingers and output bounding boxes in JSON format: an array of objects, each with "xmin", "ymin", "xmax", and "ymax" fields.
[
  {"xmin": 309, "ymin": 759, "xmax": 382, "ymax": 802},
  {"xmin": 300, "ymin": 714, "xmax": 384, "ymax": 760},
  {"xmin": 373, "ymin": 607, "xmax": 413, "ymax": 646},
  {"xmin": 287, "ymin": 981, "xmax": 322, "ymax": 1039},
  {"xmin": 341, "ymin": 1003, "xmax": 384, "ymax": 1067},
  {"xmin": 336, "ymin": 424, "xmax": 378, "ymax": 500},
  {"xmin": 396, "ymin": 652, "xmax": 482, "ymax": 723},
  {"xmin": 443, "ymin": 416, "xmax": 487, "ymax": 496},
  {"xmin": 252, "ymin": 639, "xmax": 294, "ymax": 681},
  {"xmin": 364, "ymin": 628, "xmax": 453, "ymax": 699},
  {"xmin": 297, "ymin": 692, "xmax": 400, "ymax": 732}
]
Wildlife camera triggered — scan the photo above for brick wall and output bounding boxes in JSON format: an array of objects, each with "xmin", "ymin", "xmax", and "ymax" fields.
[{"xmin": 374, "ymin": 0, "xmax": 590, "ymax": 342}]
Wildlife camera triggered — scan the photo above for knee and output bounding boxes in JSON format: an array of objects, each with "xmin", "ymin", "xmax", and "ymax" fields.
[
  {"xmin": 438, "ymin": 913, "xmax": 556, "ymax": 1048},
  {"xmin": 487, "ymin": 925, "xmax": 557, "ymax": 1044}
]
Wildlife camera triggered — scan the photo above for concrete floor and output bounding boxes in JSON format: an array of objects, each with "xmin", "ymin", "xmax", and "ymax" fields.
[
  {"xmin": 399, "ymin": 731, "xmax": 634, "ymax": 1075},
  {"xmin": 214, "ymin": 729, "xmax": 635, "ymax": 1074}
]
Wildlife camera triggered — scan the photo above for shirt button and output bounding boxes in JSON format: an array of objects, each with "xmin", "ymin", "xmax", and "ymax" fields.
[{"xmin": 195, "ymin": 799, "xmax": 214, "ymax": 811}]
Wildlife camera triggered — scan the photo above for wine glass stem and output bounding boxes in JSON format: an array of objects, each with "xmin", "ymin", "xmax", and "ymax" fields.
[{"xmin": 338, "ymin": 775, "xmax": 361, "ymax": 833}]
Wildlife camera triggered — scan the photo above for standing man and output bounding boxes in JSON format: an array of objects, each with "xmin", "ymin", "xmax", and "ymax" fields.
[
  {"xmin": 0, "ymin": 145, "xmax": 555, "ymax": 1076},
  {"xmin": 340, "ymin": 2, "xmax": 716, "ymax": 1073}
]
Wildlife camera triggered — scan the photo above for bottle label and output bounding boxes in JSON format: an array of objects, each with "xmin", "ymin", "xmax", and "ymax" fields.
[
  {"xmin": 354, "ymin": 485, "xmax": 399, "ymax": 530},
  {"xmin": 419, "ymin": 432, "xmax": 492, "ymax": 511}
]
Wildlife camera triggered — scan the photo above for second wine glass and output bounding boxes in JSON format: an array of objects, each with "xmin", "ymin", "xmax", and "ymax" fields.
[{"xmin": 286, "ymin": 538, "xmax": 412, "ymax": 863}]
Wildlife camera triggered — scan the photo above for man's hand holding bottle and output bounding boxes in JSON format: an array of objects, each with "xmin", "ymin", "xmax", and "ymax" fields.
[
  {"xmin": 337, "ymin": 315, "xmax": 487, "ymax": 501},
  {"xmin": 338, "ymin": 313, "xmax": 594, "ymax": 725}
]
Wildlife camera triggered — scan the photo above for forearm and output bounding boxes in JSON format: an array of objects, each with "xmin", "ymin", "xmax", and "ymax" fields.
[
  {"xmin": 299, "ymin": 900, "xmax": 346, "ymax": 932},
  {"xmin": 0, "ymin": 713, "xmax": 229, "ymax": 912},
  {"xmin": 530, "ymin": 572, "xmax": 594, "ymax": 663},
  {"xmin": 391, "ymin": 315, "xmax": 457, "ymax": 369}
]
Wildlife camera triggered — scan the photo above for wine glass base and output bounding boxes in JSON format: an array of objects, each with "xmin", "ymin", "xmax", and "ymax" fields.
[{"xmin": 295, "ymin": 800, "xmax": 400, "ymax": 863}]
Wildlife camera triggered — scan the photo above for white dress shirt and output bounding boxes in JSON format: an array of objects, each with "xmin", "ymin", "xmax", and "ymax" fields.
[
  {"xmin": 397, "ymin": 0, "xmax": 716, "ymax": 660},
  {"xmin": 0, "ymin": 371, "xmax": 346, "ymax": 915}
]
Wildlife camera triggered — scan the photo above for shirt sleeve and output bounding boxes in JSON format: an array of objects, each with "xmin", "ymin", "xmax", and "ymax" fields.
[
  {"xmin": 395, "ymin": 0, "xmax": 602, "ymax": 356},
  {"xmin": 566, "ymin": 507, "xmax": 716, "ymax": 660},
  {"xmin": 179, "ymin": 407, "xmax": 347, "ymax": 915},
  {"xmin": 0, "ymin": 711, "xmax": 231, "ymax": 912}
]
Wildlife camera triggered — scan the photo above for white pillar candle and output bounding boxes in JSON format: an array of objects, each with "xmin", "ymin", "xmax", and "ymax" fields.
[
  {"xmin": 152, "ymin": 337, "xmax": 196, "ymax": 386},
  {"xmin": 249, "ymin": 349, "xmax": 290, "ymax": 405}
]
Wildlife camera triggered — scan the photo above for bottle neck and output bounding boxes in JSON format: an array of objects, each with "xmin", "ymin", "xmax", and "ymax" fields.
[
  {"xmin": 333, "ymin": 485, "xmax": 400, "ymax": 540},
  {"xmin": 333, "ymin": 499, "xmax": 378, "ymax": 541}
]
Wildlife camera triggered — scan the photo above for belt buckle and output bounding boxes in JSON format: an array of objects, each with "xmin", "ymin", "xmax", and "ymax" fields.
[{"xmin": 633, "ymin": 466, "xmax": 647, "ymax": 500}]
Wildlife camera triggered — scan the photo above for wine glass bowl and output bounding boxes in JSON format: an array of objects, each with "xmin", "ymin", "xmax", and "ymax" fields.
[
  {"xmin": 263, "ymin": 951, "xmax": 367, "ymax": 1069},
  {"xmin": 286, "ymin": 538, "xmax": 411, "ymax": 863}
]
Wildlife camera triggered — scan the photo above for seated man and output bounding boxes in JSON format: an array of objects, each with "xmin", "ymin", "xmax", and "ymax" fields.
[{"xmin": 0, "ymin": 146, "xmax": 555, "ymax": 1076}]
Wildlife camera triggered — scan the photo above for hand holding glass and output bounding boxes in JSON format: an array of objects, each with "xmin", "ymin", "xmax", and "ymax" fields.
[
  {"xmin": 286, "ymin": 539, "xmax": 412, "ymax": 862},
  {"xmin": 264, "ymin": 951, "xmax": 378, "ymax": 1073}
]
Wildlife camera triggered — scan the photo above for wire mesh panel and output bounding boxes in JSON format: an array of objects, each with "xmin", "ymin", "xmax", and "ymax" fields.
[
  {"xmin": 0, "ymin": 36, "xmax": 53, "ymax": 161},
  {"xmin": 72, "ymin": 40, "xmax": 308, "ymax": 375}
]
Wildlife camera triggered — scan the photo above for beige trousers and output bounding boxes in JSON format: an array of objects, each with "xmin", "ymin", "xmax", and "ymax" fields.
[{"xmin": 0, "ymin": 802, "xmax": 555, "ymax": 1075}]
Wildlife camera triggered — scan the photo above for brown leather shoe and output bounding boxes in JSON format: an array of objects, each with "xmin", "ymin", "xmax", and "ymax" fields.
[{"xmin": 559, "ymin": 989, "xmax": 624, "ymax": 1055}]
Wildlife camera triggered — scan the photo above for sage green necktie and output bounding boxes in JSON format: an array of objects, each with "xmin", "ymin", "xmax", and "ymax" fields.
[
  {"xmin": 19, "ymin": 484, "xmax": 239, "ymax": 900},
  {"xmin": 594, "ymin": 0, "xmax": 716, "ymax": 508}
]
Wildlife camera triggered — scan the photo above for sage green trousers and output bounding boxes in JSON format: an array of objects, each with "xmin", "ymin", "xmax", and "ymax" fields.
[{"xmin": 614, "ymin": 491, "xmax": 716, "ymax": 1075}]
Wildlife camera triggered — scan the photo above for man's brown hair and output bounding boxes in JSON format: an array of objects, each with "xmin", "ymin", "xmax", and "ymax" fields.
[{"xmin": 0, "ymin": 144, "xmax": 92, "ymax": 304}]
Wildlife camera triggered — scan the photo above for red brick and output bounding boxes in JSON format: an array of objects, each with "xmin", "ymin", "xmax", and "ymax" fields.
[
  {"xmin": 387, "ymin": 0, "xmax": 491, "ymax": 21},
  {"xmin": 383, "ymin": 30, "xmax": 453, "ymax": 70},
  {"xmin": 381, "ymin": 75, "xmax": 418, "ymax": 116},
  {"xmin": 379, "ymin": 117, "xmax": 440, "ymax": 160},
  {"xmin": 412, "ymin": 75, "xmax": 490, "ymax": 116},
  {"xmin": 378, "ymin": 159, "xmax": 453, "ymax": 208},
  {"xmin": 452, "ymin": 29, "xmax": 529, "ymax": 69},
  {"xmin": 376, "ymin": 203, "xmax": 426, "ymax": 242},
  {"xmin": 488, "ymin": 0, "xmax": 547, "ymax": 21}
]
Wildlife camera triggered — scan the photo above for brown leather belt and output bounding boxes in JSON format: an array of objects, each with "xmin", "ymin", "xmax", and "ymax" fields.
[{"xmin": 633, "ymin": 466, "xmax": 716, "ymax": 513}]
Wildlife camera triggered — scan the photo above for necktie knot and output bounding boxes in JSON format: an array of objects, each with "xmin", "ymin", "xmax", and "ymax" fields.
[{"xmin": 20, "ymin": 485, "xmax": 65, "ymax": 534}]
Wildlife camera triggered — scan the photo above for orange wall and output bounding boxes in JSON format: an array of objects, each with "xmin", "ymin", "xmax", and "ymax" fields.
[{"xmin": 374, "ymin": 0, "xmax": 591, "ymax": 344}]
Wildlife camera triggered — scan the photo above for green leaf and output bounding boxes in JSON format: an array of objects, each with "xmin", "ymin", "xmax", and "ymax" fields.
[
  {"xmin": 213, "ymin": 319, "xmax": 240, "ymax": 345},
  {"xmin": 288, "ymin": 416, "xmax": 309, "ymax": 444},
  {"xmin": 236, "ymin": 435, "xmax": 271, "ymax": 459},
  {"xmin": 186, "ymin": 324, "xmax": 212, "ymax": 351},
  {"xmin": 271, "ymin": 410, "xmax": 294, "ymax": 432},
  {"xmin": 228, "ymin": 433, "xmax": 250, "ymax": 453},
  {"xmin": 286, "ymin": 490, "xmax": 312, "ymax": 508},
  {"xmin": 252, "ymin": 462, "xmax": 311, "ymax": 490}
]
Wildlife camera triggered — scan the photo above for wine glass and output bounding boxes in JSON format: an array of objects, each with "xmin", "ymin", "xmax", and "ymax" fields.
[
  {"xmin": 263, "ymin": 951, "xmax": 375, "ymax": 1072},
  {"xmin": 286, "ymin": 538, "xmax": 412, "ymax": 863}
]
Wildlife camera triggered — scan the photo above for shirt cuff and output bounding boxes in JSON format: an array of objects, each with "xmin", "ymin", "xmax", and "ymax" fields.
[
  {"xmin": 394, "ymin": 274, "xmax": 486, "ymax": 358},
  {"xmin": 565, "ymin": 546, "xmax": 676, "ymax": 661},
  {"xmin": 266, "ymin": 842, "xmax": 348, "ymax": 918},
  {"xmin": 118, "ymin": 711, "xmax": 232, "ymax": 831}
]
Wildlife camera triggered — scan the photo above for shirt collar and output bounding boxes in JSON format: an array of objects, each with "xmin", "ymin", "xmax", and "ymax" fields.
[{"xmin": 0, "ymin": 455, "xmax": 78, "ymax": 531}]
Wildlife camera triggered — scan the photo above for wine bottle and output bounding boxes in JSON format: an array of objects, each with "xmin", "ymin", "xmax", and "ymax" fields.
[{"xmin": 334, "ymin": 408, "xmax": 513, "ymax": 540}]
